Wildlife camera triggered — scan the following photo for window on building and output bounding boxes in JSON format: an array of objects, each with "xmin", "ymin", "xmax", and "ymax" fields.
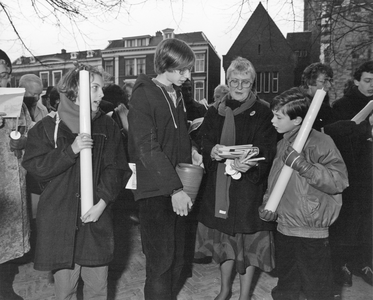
[
  {"xmin": 52, "ymin": 71, "xmax": 62, "ymax": 86},
  {"xmin": 70, "ymin": 52, "xmax": 77, "ymax": 59},
  {"xmin": 264, "ymin": 72, "xmax": 270, "ymax": 93},
  {"xmin": 272, "ymin": 72, "xmax": 279, "ymax": 93},
  {"xmin": 165, "ymin": 33, "xmax": 172, "ymax": 39},
  {"xmin": 125, "ymin": 59, "xmax": 135, "ymax": 76},
  {"xmin": 87, "ymin": 50, "xmax": 94, "ymax": 58},
  {"xmin": 40, "ymin": 72, "xmax": 49, "ymax": 89},
  {"xmin": 104, "ymin": 60, "xmax": 114, "ymax": 77},
  {"xmin": 137, "ymin": 58, "xmax": 146, "ymax": 74},
  {"xmin": 256, "ymin": 72, "xmax": 262, "ymax": 93},
  {"xmin": 195, "ymin": 53, "xmax": 205, "ymax": 72},
  {"xmin": 138, "ymin": 38, "xmax": 146, "ymax": 46},
  {"xmin": 194, "ymin": 81, "xmax": 205, "ymax": 101}
]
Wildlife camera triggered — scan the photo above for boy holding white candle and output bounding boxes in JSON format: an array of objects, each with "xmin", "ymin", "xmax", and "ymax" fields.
[
  {"xmin": 22, "ymin": 64, "xmax": 131, "ymax": 300},
  {"xmin": 259, "ymin": 87, "xmax": 348, "ymax": 300}
]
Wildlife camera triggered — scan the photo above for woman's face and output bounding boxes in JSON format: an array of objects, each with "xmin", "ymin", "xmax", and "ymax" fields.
[
  {"xmin": 228, "ymin": 71, "xmax": 254, "ymax": 102},
  {"xmin": 76, "ymin": 73, "xmax": 104, "ymax": 112}
]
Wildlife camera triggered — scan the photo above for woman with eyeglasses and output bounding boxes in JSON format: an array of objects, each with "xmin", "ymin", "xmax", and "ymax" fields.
[
  {"xmin": 301, "ymin": 62, "xmax": 337, "ymax": 131},
  {"xmin": 0, "ymin": 49, "xmax": 33, "ymax": 300},
  {"xmin": 194, "ymin": 57, "xmax": 277, "ymax": 300}
]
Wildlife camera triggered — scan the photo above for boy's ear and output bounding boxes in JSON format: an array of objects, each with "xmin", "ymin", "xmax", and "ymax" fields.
[{"xmin": 293, "ymin": 116, "xmax": 303, "ymax": 126}]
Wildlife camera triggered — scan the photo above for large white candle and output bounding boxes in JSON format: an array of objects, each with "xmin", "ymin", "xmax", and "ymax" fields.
[
  {"xmin": 264, "ymin": 89, "xmax": 326, "ymax": 212},
  {"xmin": 79, "ymin": 70, "xmax": 94, "ymax": 216}
]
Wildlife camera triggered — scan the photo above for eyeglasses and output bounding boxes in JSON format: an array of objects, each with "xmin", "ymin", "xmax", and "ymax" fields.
[
  {"xmin": 228, "ymin": 79, "xmax": 252, "ymax": 89},
  {"xmin": 0, "ymin": 72, "xmax": 11, "ymax": 80},
  {"xmin": 175, "ymin": 68, "xmax": 192, "ymax": 76},
  {"xmin": 317, "ymin": 78, "xmax": 333, "ymax": 85}
]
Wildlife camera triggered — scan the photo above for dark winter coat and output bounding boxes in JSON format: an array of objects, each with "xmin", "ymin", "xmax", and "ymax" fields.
[
  {"xmin": 197, "ymin": 98, "xmax": 277, "ymax": 236},
  {"xmin": 128, "ymin": 74, "xmax": 192, "ymax": 201},
  {"xmin": 332, "ymin": 85, "xmax": 373, "ymax": 120},
  {"xmin": 22, "ymin": 111, "xmax": 131, "ymax": 271}
]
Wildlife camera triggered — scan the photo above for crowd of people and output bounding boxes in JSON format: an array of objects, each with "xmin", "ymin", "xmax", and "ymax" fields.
[{"xmin": 0, "ymin": 38, "xmax": 372, "ymax": 300}]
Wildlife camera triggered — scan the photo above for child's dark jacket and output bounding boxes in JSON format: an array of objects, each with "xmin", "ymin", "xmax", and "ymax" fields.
[
  {"xmin": 264, "ymin": 128, "xmax": 348, "ymax": 239},
  {"xmin": 128, "ymin": 74, "xmax": 192, "ymax": 201},
  {"xmin": 22, "ymin": 111, "xmax": 131, "ymax": 271}
]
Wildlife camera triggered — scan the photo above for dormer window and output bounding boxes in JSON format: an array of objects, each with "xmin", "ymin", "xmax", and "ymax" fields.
[
  {"xmin": 70, "ymin": 52, "xmax": 77, "ymax": 59},
  {"xmin": 16, "ymin": 58, "xmax": 22, "ymax": 65},
  {"xmin": 30, "ymin": 57, "xmax": 36, "ymax": 63},
  {"xmin": 87, "ymin": 50, "xmax": 94, "ymax": 58}
]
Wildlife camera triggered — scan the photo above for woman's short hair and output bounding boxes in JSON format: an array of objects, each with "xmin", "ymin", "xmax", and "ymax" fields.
[
  {"xmin": 271, "ymin": 87, "xmax": 311, "ymax": 120},
  {"xmin": 301, "ymin": 62, "xmax": 333, "ymax": 88},
  {"xmin": 57, "ymin": 63, "xmax": 103, "ymax": 102},
  {"xmin": 103, "ymin": 83, "xmax": 128, "ymax": 107},
  {"xmin": 226, "ymin": 57, "xmax": 256, "ymax": 81},
  {"xmin": 154, "ymin": 38, "xmax": 195, "ymax": 74}
]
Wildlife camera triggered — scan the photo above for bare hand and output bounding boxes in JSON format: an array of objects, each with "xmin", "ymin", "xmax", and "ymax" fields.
[
  {"xmin": 232, "ymin": 157, "xmax": 256, "ymax": 173},
  {"xmin": 210, "ymin": 144, "xmax": 225, "ymax": 161},
  {"xmin": 171, "ymin": 190, "xmax": 192, "ymax": 216},
  {"xmin": 192, "ymin": 147, "xmax": 203, "ymax": 167},
  {"xmin": 71, "ymin": 133, "xmax": 93, "ymax": 154},
  {"xmin": 81, "ymin": 199, "xmax": 107, "ymax": 223}
]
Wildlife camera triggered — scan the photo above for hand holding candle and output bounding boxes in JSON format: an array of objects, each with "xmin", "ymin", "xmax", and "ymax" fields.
[{"xmin": 264, "ymin": 89, "xmax": 326, "ymax": 212}]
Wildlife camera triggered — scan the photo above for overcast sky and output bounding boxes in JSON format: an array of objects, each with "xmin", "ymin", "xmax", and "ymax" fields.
[{"xmin": 1, "ymin": 0, "xmax": 304, "ymax": 63}]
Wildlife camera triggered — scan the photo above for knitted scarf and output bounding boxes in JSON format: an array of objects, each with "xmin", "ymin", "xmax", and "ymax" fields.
[{"xmin": 215, "ymin": 92, "xmax": 257, "ymax": 219}]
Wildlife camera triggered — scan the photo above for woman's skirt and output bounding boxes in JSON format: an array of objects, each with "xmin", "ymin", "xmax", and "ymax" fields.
[{"xmin": 194, "ymin": 222, "xmax": 275, "ymax": 274}]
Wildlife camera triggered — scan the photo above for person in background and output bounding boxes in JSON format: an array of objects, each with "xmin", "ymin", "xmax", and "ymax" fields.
[
  {"xmin": 0, "ymin": 49, "xmax": 33, "ymax": 300},
  {"xmin": 212, "ymin": 84, "xmax": 229, "ymax": 104},
  {"xmin": 326, "ymin": 61, "xmax": 373, "ymax": 287},
  {"xmin": 259, "ymin": 87, "xmax": 348, "ymax": 300},
  {"xmin": 123, "ymin": 81, "xmax": 134, "ymax": 102},
  {"xmin": 19, "ymin": 74, "xmax": 48, "ymax": 124},
  {"xmin": 300, "ymin": 62, "xmax": 336, "ymax": 131},
  {"xmin": 195, "ymin": 57, "xmax": 277, "ymax": 300},
  {"xmin": 181, "ymin": 79, "xmax": 207, "ymax": 121},
  {"xmin": 22, "ymin": 64, "xmax": 131, "ymax": 300},
  {"xmin": 41, "ymin": 86, "xmax": 60, "ymax": 113},
  {"xmin": 128, "ymin": 38, "xmax": 200, "ymax": 300}
]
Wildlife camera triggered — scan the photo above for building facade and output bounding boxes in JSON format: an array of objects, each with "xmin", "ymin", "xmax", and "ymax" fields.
[
  {"xmin": 223, "ymin": 3, "xmax": 297, "ymax": 103},
  {"xmin": 10, "ymin": 28, "xmax": 221, "ymax": 103},
  {"xmin": 101, "ymin": 28, "xmax": 221, "ymax": 103}
]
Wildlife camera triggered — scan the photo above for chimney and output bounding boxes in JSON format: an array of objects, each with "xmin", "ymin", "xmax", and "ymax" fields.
[{"xmin": 61, "ymin": 49, "xmax": 66, "ymax": 54}]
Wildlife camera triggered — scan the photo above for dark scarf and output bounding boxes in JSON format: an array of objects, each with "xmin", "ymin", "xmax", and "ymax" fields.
[
  {"xmin": 58, "ymin": 93, "xmax": 98, "ymax": 134},
  {"xmin": 215, "ymin": 92, "xmax": 257, "ymax": 219}
]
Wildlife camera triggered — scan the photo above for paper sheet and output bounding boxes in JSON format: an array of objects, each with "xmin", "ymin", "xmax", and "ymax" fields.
[{"xmin": 0, "ymin": 88, "xmax": 25, "ymax": 118}]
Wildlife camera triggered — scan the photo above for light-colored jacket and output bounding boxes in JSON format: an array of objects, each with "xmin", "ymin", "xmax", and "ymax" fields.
[{"xmin": 264, "ymin": 128, "xmax": 349, "ymax": 239}]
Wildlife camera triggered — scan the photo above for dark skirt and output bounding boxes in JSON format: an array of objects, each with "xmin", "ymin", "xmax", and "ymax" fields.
[{"xmin": 194, "ymin": 222, "xmax": 275, "ymax": 274}]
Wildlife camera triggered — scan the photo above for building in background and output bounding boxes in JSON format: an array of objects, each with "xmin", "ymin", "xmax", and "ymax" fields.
[
  {"xmin": 223, "ymin": 3, "xmax": 298, "ymax": 103},
  {"xmin": 10, "ymin": 49, "xmax": 102, "ymax": 89},
  {"xmin": 102, "ymin": 28, "xmax": 221, "ymax": 103}
]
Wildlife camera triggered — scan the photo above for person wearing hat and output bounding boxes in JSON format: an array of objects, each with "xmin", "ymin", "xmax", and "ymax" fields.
[{"xmin": 0, "ymin": 49, "xmax": 33, "ymax": 300}]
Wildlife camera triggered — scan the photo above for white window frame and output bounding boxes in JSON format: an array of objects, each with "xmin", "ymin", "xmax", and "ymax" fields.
[
  {"xmin": 256, "ymin": 72, "xmax": 262, "ymax": 93},
  {"xmin": 194, "ymin": 80, "xmax": 205, "ymax": 101},
  {"xmin": 263, "ymin": 72, "xmax": 270, "ymax": 93},
  {"xmin": 39, "ymin": 72, "xmax": 49, "ymax": 89},
  {"xmin": 194, "ymin": 53, "xmax": 205, "ymax": 73},
  {"xmin": 104, "ymin": 59, "xmax": 114, "ymax": 77},
  {"xmin": 52, "ymin": 70, "xmax": 62, "ymax": 86},
  {"xmin": 125, "ymin": 59, "xmax": 135, "ymax": 76},
  {"xmin": 136, "ymin": 58, "xmax": 146, "ymax": 75},
  {"xmin": 272, "ymin": 72, "xmax": 279, "ymax": 93}
]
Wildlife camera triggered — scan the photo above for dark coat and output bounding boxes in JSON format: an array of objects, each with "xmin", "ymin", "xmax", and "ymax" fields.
[
  {"xmin": 128, "ymin": 74, "xmax": 192, "ymax": 201},
  {"xmin": 22, "ymin": 111, "xmax": 131, "ymax": 271},
  {"xmin": 332, "ymin": 86, "xmax": 373, "ymax": 120},
  {"xmin": 324, "ymin": 120, "xmax": 372, "ymax": 245},
  {"xmin": 197, "ymin": 98, "xmax": 277, "ymax": 236}
]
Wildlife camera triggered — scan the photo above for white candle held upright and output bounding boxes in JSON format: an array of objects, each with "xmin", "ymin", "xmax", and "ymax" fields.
[
  {"xmin": 264, "ymin": 89, "xmax": 326, "ymax": 212},
  {"xmin": 79, "ymin": 70, "xmax": 94, "ymax": 216}
]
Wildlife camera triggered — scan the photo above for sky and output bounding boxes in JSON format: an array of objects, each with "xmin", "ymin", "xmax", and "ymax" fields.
[{"xmin": 1, "ymin": 0, "xmax": 304, "ymax": 63}]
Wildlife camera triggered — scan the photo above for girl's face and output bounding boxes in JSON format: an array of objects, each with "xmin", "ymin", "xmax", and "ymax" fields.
[
  {"xmin": 76, "ymin": 73, "xmax": 104, "ymax": 111},
  {"xmin": 271, "ymin": 109, "xmax": 299, "ymax": 134}
]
